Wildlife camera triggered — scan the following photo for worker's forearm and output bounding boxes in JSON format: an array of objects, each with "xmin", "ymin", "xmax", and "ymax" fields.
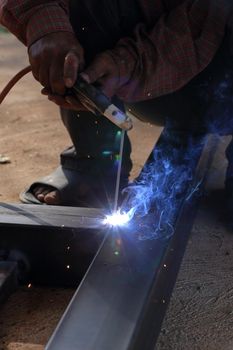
[
  {"xmin": 112, "ymin": 0, "xmax": 232, "ymax": 103},
  {"xmin": 0, "ymin": 0, "xmax": 74, "ymax": 46}
]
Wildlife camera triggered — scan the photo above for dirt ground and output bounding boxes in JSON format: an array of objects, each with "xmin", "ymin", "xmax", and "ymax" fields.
[{"xmin": 1, "ymin": 33, "xmax": 233, "ymax": 350}]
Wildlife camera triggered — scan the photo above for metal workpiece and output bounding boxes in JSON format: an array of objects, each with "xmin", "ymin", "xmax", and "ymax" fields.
[
  {"xmin": 46, "ymin": 135, "xmax": 218, "ymax": 350},
  {"xmin": 0, "ymin": 204, "xmax": 106, "ymax": 230},
  {"xmin": 0, "ymin": 206, "xmax": 107, "ymax": 287}
]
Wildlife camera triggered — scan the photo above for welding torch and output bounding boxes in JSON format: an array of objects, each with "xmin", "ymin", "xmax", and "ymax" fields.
[
  {"xmin": 71, "ymin": 77, "xmax": 133, "ymax": 131},
  {"xmin": 0, "ymin": 66, "xmax": 133, "ymax": 131}
]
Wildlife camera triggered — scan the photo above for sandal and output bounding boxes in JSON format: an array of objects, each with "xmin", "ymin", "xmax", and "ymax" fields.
[{"xmin": 19, "ymin": 165, "xmax": 128, "ymax": 208}]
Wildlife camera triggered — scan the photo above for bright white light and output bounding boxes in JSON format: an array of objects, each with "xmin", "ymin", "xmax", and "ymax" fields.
[{"xmin": 104, "ymin": 210, "xmax": 132, "ymax": 227}]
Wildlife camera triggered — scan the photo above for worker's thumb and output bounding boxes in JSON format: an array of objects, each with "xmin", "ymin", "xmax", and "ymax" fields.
[
  {"xmin": 80, "ymin": 55, "xmax": 106, "ymax": 85},
  {"xmin": 64, "ymin": 51, "xmax": 81, "ymax": 88}
]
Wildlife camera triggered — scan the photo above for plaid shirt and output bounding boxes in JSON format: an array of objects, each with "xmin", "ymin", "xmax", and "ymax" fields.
[{"xmin": 0, "ymin": 0, "xmax": 231, "ymax": 102}]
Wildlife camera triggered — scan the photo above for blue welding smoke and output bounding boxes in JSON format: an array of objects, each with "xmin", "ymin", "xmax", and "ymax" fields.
[
  {"xmin": 122, "ymin": 130, "xmax": 204, "ymax": 240},
  {"xmin": 206, "ymin": 72, "xmax": 233, "ymax": 136},
  {"xmin": 121, "ymin": 59, "xmax": 233, "ymax": 240}
]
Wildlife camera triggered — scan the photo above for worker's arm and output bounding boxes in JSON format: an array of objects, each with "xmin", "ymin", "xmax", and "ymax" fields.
[
  {"xmin": 0, "ymin": 0, "xmax": 84, "ymax": 96},
  {"xmin": 84, "ymin": 0, "xmax": 232, "ymax": 102},
  {"xmin": 1, "ymin": 0, "xmax": 231, "ymax": 107},
  {"xmin": 0, "ymin": 0, "xmax": 73, "ymax": 45}
]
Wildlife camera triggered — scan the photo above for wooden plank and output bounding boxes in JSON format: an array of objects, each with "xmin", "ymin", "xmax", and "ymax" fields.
[{"xmin": 0, "ymin": 203, "xmax": 106, "ymax": 229}]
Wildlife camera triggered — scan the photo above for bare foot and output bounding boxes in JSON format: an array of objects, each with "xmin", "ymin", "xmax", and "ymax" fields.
[{"xmin": 33, "ymin": 185, "xmax": 61, "ymax": 205}]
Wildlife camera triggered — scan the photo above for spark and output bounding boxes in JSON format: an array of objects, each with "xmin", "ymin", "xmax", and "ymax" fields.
[{"xmin": 27, "ymin": 283, "xmax": 32, "ymax": 288}]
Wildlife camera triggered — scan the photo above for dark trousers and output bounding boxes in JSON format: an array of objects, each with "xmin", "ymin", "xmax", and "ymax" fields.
[{"xmin": 61, "ymin": 0, "xmax": 233, "ymax": 180}]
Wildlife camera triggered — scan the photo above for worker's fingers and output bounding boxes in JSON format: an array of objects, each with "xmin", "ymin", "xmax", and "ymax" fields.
[
  {"xmin": 49, "ymin": 59, "xmax": 66, "ymax": 95},
  {"xmin": 96, "ymin": 76, "xmax": 118, "ymax": 98},
  {"xmin": 81, "ymin": 56, "xmax": 106, "ymax": 85},
  {"xmin": 48, "ymin": 94, "xmax": 67, "ymax": 106},
  {"xmin": 28, "ymin": 32, "xmax": 85, "ymax": 93},
  {"xmin": 28, "ymin": 45, "xmax": 42, "ymax": 82},
  {"xmin": 42, "ymin": 88, "xmax": 85, "ymax": 110},
  {"xmin": 64, "ymin": 51, "xmax": 80, "ymax": 88},
  {"xmin": 39, "ymin": 65, "xmax": 50, "ymax": 88},
  {"xmin": 65, "ymin": 96, "xmax": 88, "ymax": 111},
  {"xmin": 81, "ymin": 53, "xmax": 119, "ymax": 98},
  {"xmin": 47, "ymin": 93, "xmax": 86, "ymax": 111}
]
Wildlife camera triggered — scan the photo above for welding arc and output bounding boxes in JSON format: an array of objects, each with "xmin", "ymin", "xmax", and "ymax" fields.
[{"xmin": 0, "ymin": 65, "xmax": 32, "ymax": 105}]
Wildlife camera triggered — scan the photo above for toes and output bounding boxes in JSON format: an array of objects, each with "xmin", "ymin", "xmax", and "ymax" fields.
[
  {"xmin": 32, "ymin": 185, "xmax": 60, "ymax": 204},
  {"xmin": 33, "ymin": 186, "xmax": 50, "ymax": 196},
  {"xmin": 33, "ymin": 186, "xmax": 46, "ymax": 202},
  {"xmin": 44, "ymin": 190, "xmax": 60, "ymax": 205},
  {"xmin": 37, "ymin": 193, "xmax": 45, "ymax": 202}
]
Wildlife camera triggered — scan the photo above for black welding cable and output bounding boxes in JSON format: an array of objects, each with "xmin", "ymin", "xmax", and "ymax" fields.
[{"xmin": 0, "ymin": 65, "xmax": 32, "ymax": 105}]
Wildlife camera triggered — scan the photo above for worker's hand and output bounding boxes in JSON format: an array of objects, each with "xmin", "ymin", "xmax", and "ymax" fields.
[
  {"xmin": 28, "ymin": 32, "xmax": 85, "ymax": 95},
  {"xmin": 41, "ymin": 87, "xmax": 88, "ymax": 111},
  {"xmin": 42, "ymin": 51, "xmax": 122, "ymax": 111},
  {"xmin": 80, "ymin": 52, "xmax": 121, "ymax": 98},
  {"xmin": 42, "ymin": 50, "xmax": 125, "ymax": 111}
]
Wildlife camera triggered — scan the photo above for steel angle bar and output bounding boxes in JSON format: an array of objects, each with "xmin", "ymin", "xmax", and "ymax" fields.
[{"xmin": 46, "ymin": 134, "xmax": 218, "ymax": 350}]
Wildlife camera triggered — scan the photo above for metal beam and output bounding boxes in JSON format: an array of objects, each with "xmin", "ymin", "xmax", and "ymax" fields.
[
  {"xmin": 46, "ymin": 135, "xmax": 218, "ymax": 350},
  {"xmin": 0, "ymin": 204, "xmax": 106, "ymax": 229},
  {"xmin": 0, "ymin": 207, "xmax": 106, "ymax": 287}
]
